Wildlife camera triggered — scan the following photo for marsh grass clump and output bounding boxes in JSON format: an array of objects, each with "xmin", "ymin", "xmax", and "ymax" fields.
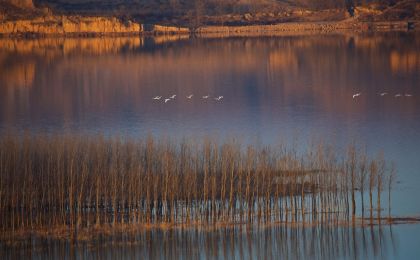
[{"xmin": 0, "ymin": 134, "xmax": 396, "ymax": 239}]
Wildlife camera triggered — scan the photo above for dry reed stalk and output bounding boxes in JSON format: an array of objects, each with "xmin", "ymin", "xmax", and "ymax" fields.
[{"xmin": 0, "ymin": 134, "xmax": 395, "ymax": 236}]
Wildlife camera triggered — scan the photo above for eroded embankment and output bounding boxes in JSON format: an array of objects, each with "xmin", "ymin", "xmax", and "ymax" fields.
[
  {"xmin": 0, "ymin": 16, "xmax": 190, "ymax": 36},
  {"xmin": 0, "ymin": 15, "xmax": 418, "ymax": 37},
  {"xmin": 0, "ymin": 16, "xmax": 141, "ymax": 35}
]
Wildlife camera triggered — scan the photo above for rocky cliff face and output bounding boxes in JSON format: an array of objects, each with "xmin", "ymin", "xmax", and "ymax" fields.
[
  {"xmin": 0, "ymin": 15, "xmax": 143, "ymax": 35},
  {"xmin": 1, "ymin": 0, "xmax": 143, "ymax": 35}
]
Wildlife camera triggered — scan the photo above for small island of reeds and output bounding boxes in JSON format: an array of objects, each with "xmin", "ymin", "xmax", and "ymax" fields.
[{"xmin": 0, "ymin": 134, "xmax": 407, "ymax": 242}]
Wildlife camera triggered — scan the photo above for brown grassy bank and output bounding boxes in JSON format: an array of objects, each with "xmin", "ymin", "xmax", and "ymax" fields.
[{"xmin": 0, "ymin": 134, "xmax": 398, "ymax": 241}]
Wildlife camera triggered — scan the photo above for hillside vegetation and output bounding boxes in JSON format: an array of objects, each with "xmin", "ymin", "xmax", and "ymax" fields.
[{"xmin": 1, "ymin": 0, "xmax": 419, "ymax": 27}]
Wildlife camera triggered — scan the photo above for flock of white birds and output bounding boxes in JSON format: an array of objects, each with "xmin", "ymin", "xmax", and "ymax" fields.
[
  {"xmin": 352, "ymin": 92, "xmax": 413, "ymax": 99},
  {"xmin": 153, "ymin": 94, "xmax": 224, "ymax": 103},
  {"xmin": 153, "ymin": 92, "xmax": 413, "ymax": 102}
]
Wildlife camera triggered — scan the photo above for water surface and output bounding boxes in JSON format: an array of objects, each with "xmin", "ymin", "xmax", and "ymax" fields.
[
  {"xmin": 0, "ymin": 32, "xmax": 419, "ymax": 259},
  {"xmin": 2, "ymin": 224, "xmax": 418, "ymax": 260}
]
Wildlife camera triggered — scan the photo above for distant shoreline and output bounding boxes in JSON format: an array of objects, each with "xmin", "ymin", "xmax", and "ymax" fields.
[
  {"xmin": 195, "ymin": 20, "xmax": 418, "ymax": 37},
  {"xmin": 0, "ymin": 16, "xmax": 418, "ymax": 38}
]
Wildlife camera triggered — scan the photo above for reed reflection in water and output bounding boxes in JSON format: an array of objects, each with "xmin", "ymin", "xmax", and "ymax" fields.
[{"xmin": 1, "ymin": 224, "xmax": 398, "ymax": 260}]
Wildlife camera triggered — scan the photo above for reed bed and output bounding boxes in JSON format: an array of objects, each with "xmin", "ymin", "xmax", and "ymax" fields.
[{"xmin": 0, "ymin": 134, "xmax": 396, "ymax": 237}]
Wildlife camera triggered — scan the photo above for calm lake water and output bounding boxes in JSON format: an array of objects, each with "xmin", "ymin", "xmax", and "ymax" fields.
[
  {"xmin": 0, "ymin": 32, "xmax": 419, "ymax": 259},
  {"xmin": 2, "ymin": 225, "xmax": 420, "ymax": 260}
]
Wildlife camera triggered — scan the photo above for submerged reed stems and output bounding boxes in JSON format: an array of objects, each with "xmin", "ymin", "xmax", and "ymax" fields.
[{"xmin": 0, "ymin": 134, "xmax": 396, "ymax": 235}]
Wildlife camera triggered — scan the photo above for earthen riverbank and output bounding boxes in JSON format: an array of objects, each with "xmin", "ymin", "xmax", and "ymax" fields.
[{"xmin": 0, "ymin": 15, "xmax": 418, "ymax": 37}]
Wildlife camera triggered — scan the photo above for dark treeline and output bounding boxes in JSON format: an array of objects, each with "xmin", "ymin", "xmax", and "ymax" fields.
[{"xmin": 0, "ymin": 135, "xmax": 396, "ymax": 235}]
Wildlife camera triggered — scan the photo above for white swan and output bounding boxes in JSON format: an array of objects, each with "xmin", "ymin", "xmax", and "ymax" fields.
[
  {"xmin": 164, "ymin": 98, "xmax": 171, "ymax": 103},
  {"xmin": 202, "ymin": 95, "xmax": 209, "ymax": 99},
  {"xmin": 352, "ymin": 93, "xmax": 361, "ymax": 99},
  {"xmin": 153, "ymin": 96, "xmax": 162, "ymax": 100},
  {"xmin": 187, "ymin": 94, "xmax": 193, "ymax": 99},
  {"xmin": 395, "ymin": 94, "xmax": 402, "ymax": 97},
  {"xmin": 405, "ymin": 94, "xmax": 412, "ymax": 97},
  {"xmin": 215, "ymin": 96, "xmax": 223, "ymax": 101},
  {"xmin": 379, "ymin": 92, "xmax": 388, "ymax": 96},
  {"xmin": 170, "ymin": 95, "xmax": 176, "ymax": 99}
]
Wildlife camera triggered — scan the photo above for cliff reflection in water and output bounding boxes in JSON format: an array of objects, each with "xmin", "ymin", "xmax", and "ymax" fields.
[
  {"xmin": 0, "ymin": 32, "xmax": 419, "ymax": 134},
  {"xmin": 2, "ymin": 225, "xmax": 397, "ymax": 260}
]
